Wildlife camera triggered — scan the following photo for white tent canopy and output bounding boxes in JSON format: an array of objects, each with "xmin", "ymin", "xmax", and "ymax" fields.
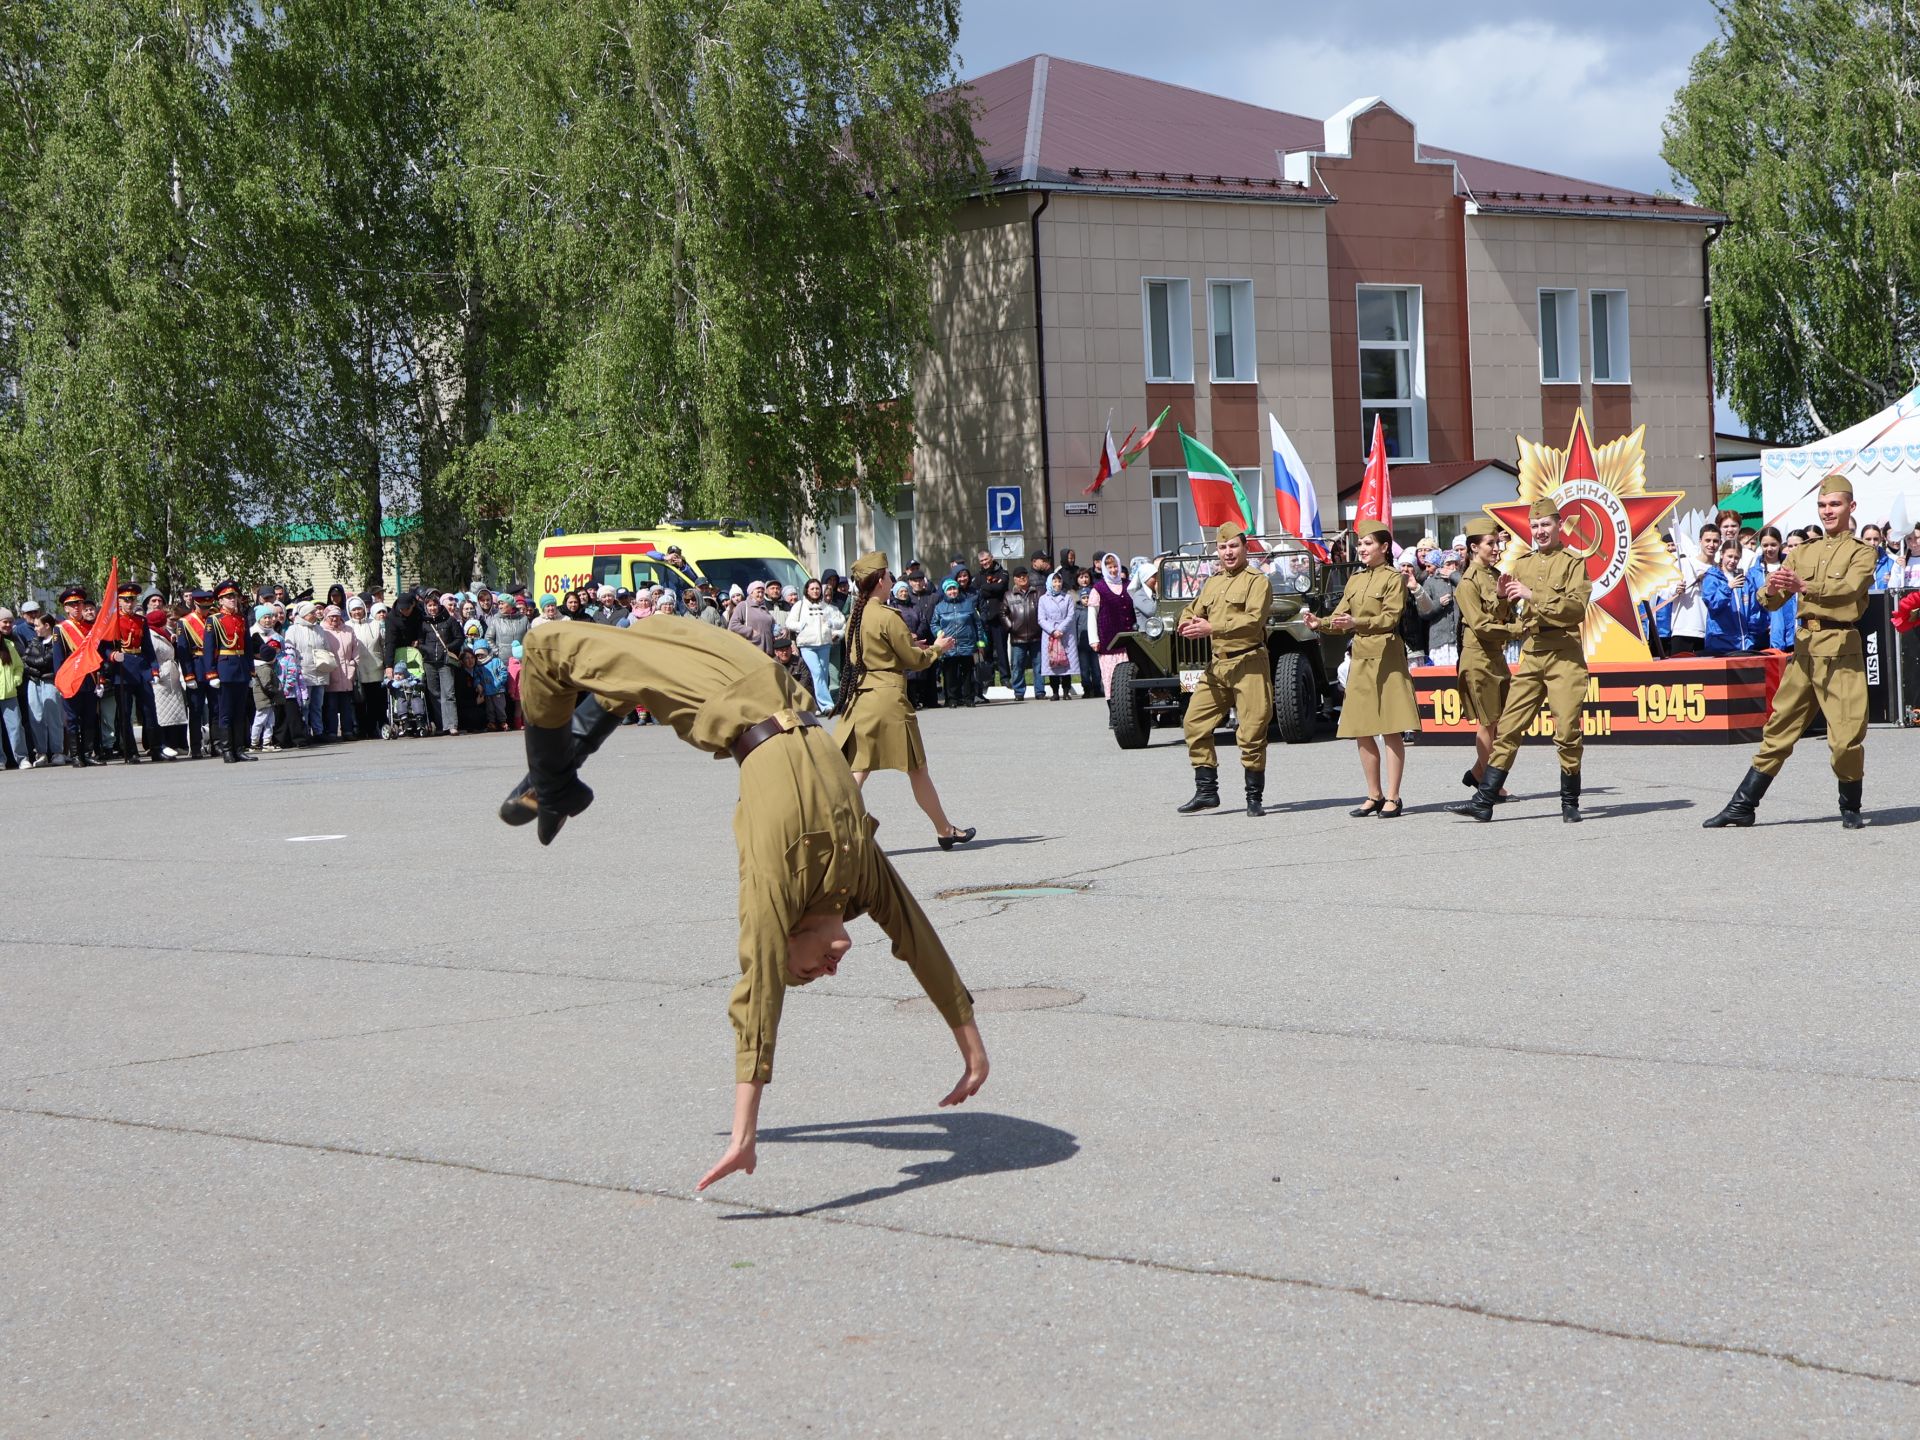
[{"xmin": 1761, "ymin": 386, "xmax": 1920, "ymax": 532}]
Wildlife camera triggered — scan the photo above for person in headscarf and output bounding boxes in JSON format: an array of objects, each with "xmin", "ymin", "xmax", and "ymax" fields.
[
  {"xmin": 1088, "ymin": 552, "xmax": 1137, "ymax": 696},
  {"xmin": 1036, "ymin": 570, "xmax": 1078, "ymax": 699}
]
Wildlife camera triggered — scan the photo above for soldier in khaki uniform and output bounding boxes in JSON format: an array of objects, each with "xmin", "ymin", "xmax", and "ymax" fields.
[
  {"xmin": 504, "ymin": 617, "xmax": 988, "ymax": 1190},
  {"xmin": 1175, "ymin": 521, "xmax": 1275, "ymax": 816},
  {"xmin": 1451, "ymin": 496, "xmax": 1593, "ymax": 823},
  {"xmin": 1704, "ymin": 473, "xmax": 1877, "ymax": 829},
  {"xmin": 1455, "ymin": 528, "xmax": 1522, "ymax": 801},
  {"xmin": 1305, "ymin": 521, "xmax": 1418, "ymax": 817}
]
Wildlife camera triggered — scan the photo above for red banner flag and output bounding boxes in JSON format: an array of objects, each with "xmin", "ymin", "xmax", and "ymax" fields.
[
  {"xmin": 1354, "ymin": 416, "xmax": 1393, "ymax": 529},
  {"xmin": 54, "ymin": 558, "xmax": 118, "ymax": 699}
]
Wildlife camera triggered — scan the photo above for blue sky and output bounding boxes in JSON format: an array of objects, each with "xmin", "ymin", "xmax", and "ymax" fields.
[{"xmin": 955, "ymin": 0, "xmax": 1722, "ymax": 197}]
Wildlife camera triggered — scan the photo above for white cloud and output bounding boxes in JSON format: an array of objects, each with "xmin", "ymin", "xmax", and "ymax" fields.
[{"xmin": 1227, "ymin": 20, "xmax": 1697, "ymax": 193}]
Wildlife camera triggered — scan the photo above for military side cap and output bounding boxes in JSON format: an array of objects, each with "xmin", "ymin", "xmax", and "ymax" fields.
[
  {"xmin": 1357, "ymin": 521, "xmax": 1392, "ymax": 544},
  {"xmin": 58, "ymin": 585, "xmax": 88, "ymax": 605},
  {"xmin": 213, "ymin": 579, "xmax": 241, "ymax": 599},
  {"xmin": 1528, "ymin": 496, "xmax": 1562, "ymax": 520},
  {"xmin": 1216, "ymin": 521, "xmax": 1246, "ymax": 542},
  {"xmin": 1818, "ymin": 472, "xmax": 1854, "ymax": 497},
  {"xmin": 849, "ymin": 550, "xmax": 888, "ymax": 586}
]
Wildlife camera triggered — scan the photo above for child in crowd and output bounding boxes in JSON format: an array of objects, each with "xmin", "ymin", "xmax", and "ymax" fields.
[
  {"xmin": 508, "ymin": 641, "xmax": 524, "ymax": 728},
  {"xmin": 472, "ymin": 639, "xmax": 510, "ymax": 730},
  {"xmin": 251, "ymin": 637, "xmax": 283, "ymax": 751}
]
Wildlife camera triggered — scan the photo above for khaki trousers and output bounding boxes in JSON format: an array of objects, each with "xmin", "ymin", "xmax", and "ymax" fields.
[
  {"xmin": 1182, "ymin": 649, "xmax": 1272, "ymax": 772},
  {"xmin": 1753, "ymin": 634, "xmax": 1867, "ymax": 782},
  {"xmin": 1488, "ymin": 638, "xmax": 1587, "ymax": 774}
]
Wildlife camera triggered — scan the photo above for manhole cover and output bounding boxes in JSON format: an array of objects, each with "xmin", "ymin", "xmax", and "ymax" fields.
[
  {"xmin": 935, "ymin": 881, "xmax": 1089, "ymax": 901},
  {"xmin": 896, "ymin": 985, "xmax": 1084, "ymax": 1014}
]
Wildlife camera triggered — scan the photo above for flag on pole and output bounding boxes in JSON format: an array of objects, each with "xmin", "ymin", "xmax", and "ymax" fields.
[
  {"xmin": 1179, "ymin": 427, "xmax": 1254, "ymax": 534},
  {"xmin": 1119, "ymin": 405, "xmax": 1171, "ymax": 466},
  {"xmin": 55, "ymin": 557, "xmax": 119, "ymax": 699},
  {"xmin": 1354, "ymin": 416, "xmax": 1393, "ymax": 528},
  {"xmin": 1268, "ymin": 411, "xmax": 1325, "ymax": 559},
  {"xmin": 1084, "ymin": 417, "xmax": 1131, "ymax": 495}
]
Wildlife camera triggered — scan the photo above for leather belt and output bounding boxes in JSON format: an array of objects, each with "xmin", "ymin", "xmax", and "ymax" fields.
[
  {"xmin": 1798, "ymin": 617, "xmax": 1848, "ymax": 632},
  {"xmin": 732, "ymin": 711, "xmax": 823, "ymax": 765}
]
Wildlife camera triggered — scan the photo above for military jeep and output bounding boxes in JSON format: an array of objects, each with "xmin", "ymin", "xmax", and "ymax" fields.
[{"xmin": 1107, "ymin": 532, "xmax": 1357, "ymax": 749}]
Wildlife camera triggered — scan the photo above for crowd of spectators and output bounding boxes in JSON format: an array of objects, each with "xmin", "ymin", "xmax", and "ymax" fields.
[{"xmin": 0, "ymin": 547, "xmax": 1132, "ymax": 771}]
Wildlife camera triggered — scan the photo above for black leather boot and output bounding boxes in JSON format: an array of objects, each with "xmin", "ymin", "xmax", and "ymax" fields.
[
  {"xmin": 500, "ymin": 696, "xmax": 627, "ymax": 828},
  {"xmin": 1560, "ymin": 769, "xmax": 1583, "ymax": 823},
  {"xmin": 1839, "ymin": 779, "xmax": 1868, "ymax": 829},
  {"xmin": 1245, "ymin": 770, "xmax": 1265, "ymax": 817},
  {"xmin": 522, "ymin": 723, "xmax": 596, "ymax": 845},
  {"xmin": 1702, "ymin": 766, "xmax": 1772, "ymax": 829},
  {"xmin": 1176, "ymin": 765, "xmax": 1220, "ymax": 814},
  {"xmin": 1448, "ymin": 765, "xmax": 1506, "ymax": 822}
]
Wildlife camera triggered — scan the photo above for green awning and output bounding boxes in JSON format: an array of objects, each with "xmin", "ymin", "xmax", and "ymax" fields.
[{"xmin": 1718, "ymin": 476, "xmax": 1763, "ymax": 520}]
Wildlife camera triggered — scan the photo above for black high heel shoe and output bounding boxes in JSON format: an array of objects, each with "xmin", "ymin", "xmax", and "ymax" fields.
[
  {"xmin": 1378, "ymin": 799, "xmax": 1404, "ymax": 818},
  {"xmin": 1349, "ymin": 797, "xmax": 1384, "ymax": 818},
  {"xmin": 937, "ymin": 826, "xmax": 977, "ymax": 851}
]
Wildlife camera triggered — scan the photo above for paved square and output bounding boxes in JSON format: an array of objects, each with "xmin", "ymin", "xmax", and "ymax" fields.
[{"xmin": 4, "ymin": 708, "xmax": 1918, "ymax": 1435}]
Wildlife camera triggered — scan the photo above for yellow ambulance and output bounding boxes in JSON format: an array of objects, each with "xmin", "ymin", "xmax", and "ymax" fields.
[{"xmin": 532, "ymin": 521, "xmax": 810, "ymax": 601}]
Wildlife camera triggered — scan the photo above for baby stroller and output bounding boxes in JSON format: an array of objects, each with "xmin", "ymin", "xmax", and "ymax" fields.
[{"xmin": 382, "ymin": 661, "xmax": 431, "ymax": 739}]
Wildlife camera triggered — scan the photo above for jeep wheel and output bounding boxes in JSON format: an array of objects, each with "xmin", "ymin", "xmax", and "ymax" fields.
[
  {"xmin": 1272, "ymin": 649, "xmax": 1317, "ymax": 743},
  {"xmin": 1109, "ymin": 662, "xmax": 1152, "ymax": 749}
]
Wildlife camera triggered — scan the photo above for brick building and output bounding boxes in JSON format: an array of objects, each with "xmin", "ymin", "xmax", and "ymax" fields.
[{"xmin": 809, "ymin": 55, "xmax": 1722, "ymax": 574}]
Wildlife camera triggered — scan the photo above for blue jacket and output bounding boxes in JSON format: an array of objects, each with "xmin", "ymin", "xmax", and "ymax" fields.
[
  {"xmin": 930, "ymin": 594, "xmax": 981, "ymax": 649},
  {"xmin": 1748, "ymin": 562, "xmax": 1797, "ymax": 648},
  {"xmin": 475, "ymin": 655, "xmax": 509, "ymax": 696},
  {"xmin": 1702, "ymin": 566, "xmax": 1763, "ymax": 654},
  {"xmin": 1871, "ymin": 552, "xmax": 1895, "ymax": 593}
]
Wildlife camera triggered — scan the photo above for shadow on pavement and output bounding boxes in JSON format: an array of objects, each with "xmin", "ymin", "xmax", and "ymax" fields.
[
  {"xmin": 887, "ymin": 834, "xmax": 1051, "ymax": 856},
  {"xmin": 720, "ymin": 1111, "xmax": 1080, "ymax": 1218},
  {"xmin": 1764, "ymin": 805, "xmax": 1920, "ymax": 828}
]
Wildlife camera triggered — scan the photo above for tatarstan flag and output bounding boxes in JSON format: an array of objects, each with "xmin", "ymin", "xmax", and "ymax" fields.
[{"xmin": 1179, "ymin": 427, "xmax": 1254, "ymax": 534}]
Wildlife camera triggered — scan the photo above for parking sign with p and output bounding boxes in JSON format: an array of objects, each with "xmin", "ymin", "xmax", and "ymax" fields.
[{"xmin": 986, "ymin": 486, "xmax": 1024, "ymax": 534}]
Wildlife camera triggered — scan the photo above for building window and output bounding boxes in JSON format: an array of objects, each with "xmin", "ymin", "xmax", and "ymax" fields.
[
  {"xmin": 1143, "ymin": 278, "xmax": 1193, "ymax": 383},
  {"xmin": 1208, "ymin": 280, "xmax": 1256, "ymax": 383},
  {"xmin": 1357, "ymin": 284, "xmax": 1425, "ymax": 461},
  {"xmin": 1234, "ymin": 468, "xmax": 1264, "ymax": 534},
  {"xmin": 1151, "ymin": 470, "xmax": 1200, "ymax": 552},
  {"xmin": 820, "ymin": 494, "xmax": 858, "ymax": 578},
  {"xmin": 1539, "ymin": 288, "xmax": 1578, "ymax": 383},
  {"xmin": 1591, "ymin": 289, "xmax": 1630, "ymax": 383},
  {"xmin": 872, "ymin": 484, "xmax": 915, "ymax": 571}
]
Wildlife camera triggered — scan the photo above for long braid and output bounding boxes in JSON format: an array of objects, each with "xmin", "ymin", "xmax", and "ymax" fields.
[{"xmin": 832, "ymin": 574, "xmax": 884, "ymax": 718}]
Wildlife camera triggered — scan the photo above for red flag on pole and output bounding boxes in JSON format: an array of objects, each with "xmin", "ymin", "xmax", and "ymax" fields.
[
  {"xmin": 55, "ymin": 558, "xmax": 119, "ymax": 699},
  {"xmin": 1084, "ymin": 419, "xmax": 1135, "ymax": 495},
  {"xmin": 1354, "ymin": 416, "xmax": 1393, "ymax": 529}
]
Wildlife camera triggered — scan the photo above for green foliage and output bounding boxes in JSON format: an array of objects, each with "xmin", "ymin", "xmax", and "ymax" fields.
[
  {"xmin": 1666, "ymin": 0, "xmax": 1920, "ymax": 441},
  {"xmin": 0, "ymin": 0, "xmax": 978, "ymax": 591}
]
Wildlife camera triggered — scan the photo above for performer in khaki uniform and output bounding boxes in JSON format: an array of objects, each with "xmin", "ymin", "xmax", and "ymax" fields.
[
  {"xmin": 835, "ymin": 551, "xmax": 975, "ymax": 849},
  {"xmin": 1176, "ymin": 521, "xmax": 1275, "ymax": 816},
  {"xmin": 1704, "ymin": 473, "xmax": 1876, "ymax": 829},
  {"xmin": 1451, "ymin": 496, "xmax": 1592, "ymax": 823},
  {"xmin": 1455, "ymin": 528, "xmax": 1522, "ymax": 801},
  {"xmin": 505, "ymin": 617, "xmax": 988, "ymax": 1189},
  {"xmin": 1306, "ymin": 521, "xmax": 1418, "ymax": 817}
]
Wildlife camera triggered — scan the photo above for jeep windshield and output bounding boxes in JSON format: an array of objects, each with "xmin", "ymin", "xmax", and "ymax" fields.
[{"xmin": 1158, "ymin": 539, "xmax": 1316, "ymax": 602}]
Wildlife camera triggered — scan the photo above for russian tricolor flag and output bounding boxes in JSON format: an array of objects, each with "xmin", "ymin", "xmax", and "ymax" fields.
[{"xmin": 1269, "ymin": 412, "xmax": 1326, "ymax": 559}]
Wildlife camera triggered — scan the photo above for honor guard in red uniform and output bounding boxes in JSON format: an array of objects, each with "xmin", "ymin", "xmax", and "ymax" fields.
[
  {"xmin": 179, "ymin": 589, "xmax": 215, "ymax": 757},
  {"xmin": 207, "ymin": 580, "xmax": 259, "ymax": 763},
  {"xmin": 51, "ymin": 585, "xmax": 102, "ymax": 766},
  {"xmin": 106, "ymin": 581, "xmax": 161, "ymax": 763}
]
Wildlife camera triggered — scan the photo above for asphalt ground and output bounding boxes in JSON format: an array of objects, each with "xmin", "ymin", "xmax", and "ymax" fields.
[{"xmin": 4, "ymin": 701, "xmax": 1919, "ymax": 1437}]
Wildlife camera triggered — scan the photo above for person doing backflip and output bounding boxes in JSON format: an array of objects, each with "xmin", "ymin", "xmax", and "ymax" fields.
[{"xmin": 500, "ymin": 616, "xmax": 990, "ymax": 1190}]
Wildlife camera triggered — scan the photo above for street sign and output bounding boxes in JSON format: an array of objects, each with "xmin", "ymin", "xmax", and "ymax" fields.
[
  {"xmin": 986, "ymin": 485, "xmax": 1024, "ymax": 534},
  {"xmin": 1064, "ymin": 501, "xmax": 1097, "ymax": 516},
  {"xmin": 987, "ymin": 533, "xmax": 1024, "ymax": 561}
]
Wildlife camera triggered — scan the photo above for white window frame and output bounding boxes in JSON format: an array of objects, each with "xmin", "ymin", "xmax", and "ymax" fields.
[
  {"xmin": 1142, "ymin": 278, "xmax": 1194, "ymax": 383},
  {"xmin": 1150, "ymin": 470, "xmax": 1202, "ymax": 552},
  {"xmin": 871, "ymin": 484, "xmax": 915, "ymax": 571},
  {"xmin": 1356, "ymin": 283, "xmax": 1427, "ymax": 463},
  {"xmin": 1538, "ymin": 288, "xmax": 1579, "ymax": 384},
  {"xmin": 1590, "ymin": 289, "xmax": 1631, "ymax": 384},
  {"xmin": 819, "ymin": 493, "xmax": 858, "ymax": 577},
  {"xmin": 1207, "ymin": 279, "xmax": 1256, "ymax": 384},
  {"xmin": 1234, "ymin": 468, "xmax": 1264, "ymax": 534}
]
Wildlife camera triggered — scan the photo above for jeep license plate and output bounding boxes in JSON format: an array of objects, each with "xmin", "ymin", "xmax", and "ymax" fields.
[{"xmin": 1179, "ymin": 668, "xmax": 1205, "ymax": 693}]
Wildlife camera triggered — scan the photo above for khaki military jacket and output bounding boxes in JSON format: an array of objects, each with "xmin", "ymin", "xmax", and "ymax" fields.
[
  {"xmin": 1456, "ymin": 560, "xmax": 1520, "ymax": 671},
  {"xmin": 1510, "ymin": 548, "xmax": 1591, "ymax": 641},
  {"xmin": 1763, "ymin": 531, "xmax": 1875, "ymax": 657},
  {"xmin": 1330, "ymin": 563, "xmax": 1408, "ymax": 660},
  {"xmin": 1179, "ymin": 565, "xmax": 1272, "ymax": 663}
]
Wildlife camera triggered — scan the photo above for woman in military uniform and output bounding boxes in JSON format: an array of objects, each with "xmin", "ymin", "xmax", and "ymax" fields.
[
  {"xmin": 1305, "ymin": 521, "xmax": 1419, "ymax": 817},
  {"xmin": 834, "ymin": 551, "xmax": 975, "ymax": 849},
  {"xmin": 505, "ymin": 616, "xmax": 989, "ymax": 1191},
  {"xmin": 1455, "ymin": 528, "xmax": 1520, "ymax": 802}
]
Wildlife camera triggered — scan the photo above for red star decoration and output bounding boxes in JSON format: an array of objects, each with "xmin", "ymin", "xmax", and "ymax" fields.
[{"xmin": 1487, "ymin": 414, "xmax": 1680, "ymax": 642}]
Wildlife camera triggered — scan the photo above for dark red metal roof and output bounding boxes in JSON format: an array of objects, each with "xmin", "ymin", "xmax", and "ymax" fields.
[
  {"xmin": 1336, "ymin": 459, "xmax": 1519, "ymax": 501},
  {"xmin": 963, "ymin": 56, "xmax": 1719, "ymax": 221}
]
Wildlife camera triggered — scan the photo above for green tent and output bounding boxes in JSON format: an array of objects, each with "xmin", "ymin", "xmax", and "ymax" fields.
[{"xmin": 1718, "ymin": 476, "xmax": 1763, "ymax": 520}]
